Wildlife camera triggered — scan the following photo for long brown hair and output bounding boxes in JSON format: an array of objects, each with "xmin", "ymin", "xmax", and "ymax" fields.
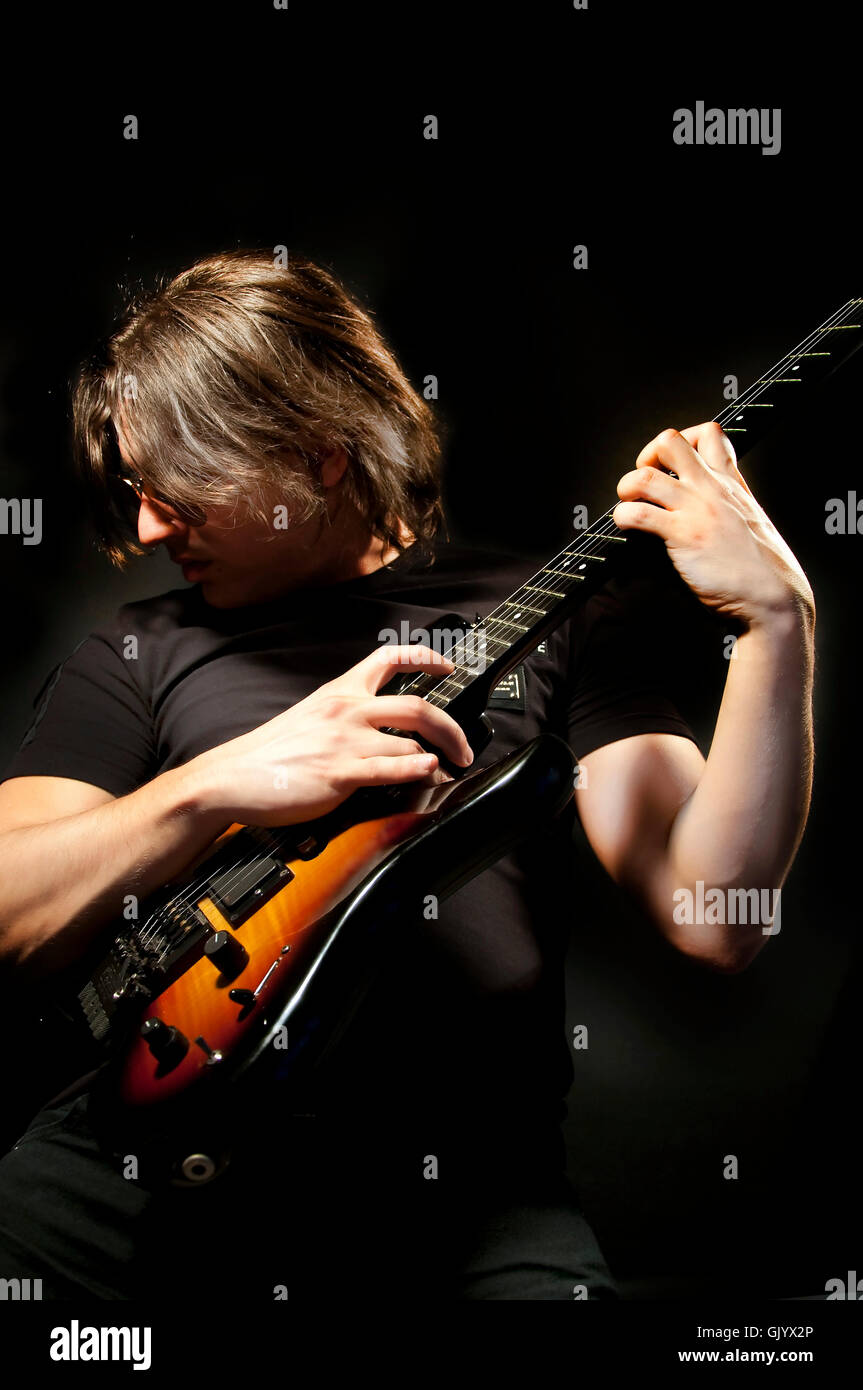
[{"xmin": 72, "ymin": 249, "xmax": 444, "ymax": 565}]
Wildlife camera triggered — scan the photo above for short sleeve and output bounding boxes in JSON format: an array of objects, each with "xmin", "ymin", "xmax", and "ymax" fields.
[
  {"xmin": 564, "ymin": 576, "xmax": 701, "ymax": 760},
  {"xmin": 3, "ymin": 626, "xmax": 158, "ymax": 797}
]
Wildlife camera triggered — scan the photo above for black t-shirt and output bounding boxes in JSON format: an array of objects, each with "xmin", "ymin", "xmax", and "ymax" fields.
[{"xmin": 4, "ymin": 540, "xmax": 698, "ymax": 1175}]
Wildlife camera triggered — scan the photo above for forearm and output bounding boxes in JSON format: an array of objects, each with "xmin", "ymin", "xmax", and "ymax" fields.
[
  {"xmin": 0, "ymin": 762, "xmax": 229, "ymax": 977},
  {"xmin": 0, "ymin": 646, "xmax": 470, "ymax": 981},
  {"xmin": 663, "ymin": 600, "xmax": 815, "ymax": 963}
]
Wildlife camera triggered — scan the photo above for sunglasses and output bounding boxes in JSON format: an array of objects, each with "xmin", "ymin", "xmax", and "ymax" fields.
[{"xmin": 113, "ymin": 469, "xmax": 207, "ymax": 527}]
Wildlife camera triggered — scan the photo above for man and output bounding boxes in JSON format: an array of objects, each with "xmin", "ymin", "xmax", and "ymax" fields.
[{"xmin": 0, "ymin": 251, "xmax": 815, "ymax": 1300}]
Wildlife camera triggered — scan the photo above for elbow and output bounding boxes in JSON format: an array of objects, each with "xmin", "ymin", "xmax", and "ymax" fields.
[
  {"xmin": 698, "ymin": 940, "xmax": 767, "ymax": 974},
  {"xmin": 651, "ymin": 872, "xmax": 782, "ymax": 974},
  {"xmin": 0, "ymin": 918, "xmax": 25, "ymax": 970},
  {"xmin": 0, "ymin": 923, "xmax": 31, "ymax": 988},
  {"xmin": 0, "ymin": 915, "xmax": 65, "ymax": 984},
  {"xmin": 660, "ymin": 923, "xmax": 771, "ymax": 975}
]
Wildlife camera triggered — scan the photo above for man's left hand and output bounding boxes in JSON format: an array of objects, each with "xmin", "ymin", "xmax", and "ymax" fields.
[{"xmin": 613, "ymin": 422, "xmax": 815, "ymax": 629}]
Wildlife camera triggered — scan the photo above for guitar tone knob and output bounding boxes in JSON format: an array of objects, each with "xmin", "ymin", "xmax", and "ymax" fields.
[
  {"xmin": 140, "ymin": 1017, "xmax": 189, "ymax": 1065},
  {"xmin": 204, "ymin": 929, "xmax": 249, "ymax": 979}
]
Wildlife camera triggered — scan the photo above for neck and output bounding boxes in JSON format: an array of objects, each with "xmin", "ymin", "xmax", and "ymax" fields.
[
  {"xmin": 312, "ymin": 509, "xmax": 415, "ymax": 585},
  {"xmin": 272, "ymin": 506, "xmax": 415, "ymax": 595}
]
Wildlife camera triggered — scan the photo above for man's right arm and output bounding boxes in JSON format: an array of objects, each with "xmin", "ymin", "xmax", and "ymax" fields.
[
  {"xmin": 0, "ymin": 646, "xmax": 472, "ymax": 980},
  {"xmin": 0, "ymin": 768, "xmax": 233, "ymax": 977}
]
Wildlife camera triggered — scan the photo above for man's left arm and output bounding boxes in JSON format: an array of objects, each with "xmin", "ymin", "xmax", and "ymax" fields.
[{"xmin": 574, "ymin": 422, "xmax": 815, "ymax": 974}]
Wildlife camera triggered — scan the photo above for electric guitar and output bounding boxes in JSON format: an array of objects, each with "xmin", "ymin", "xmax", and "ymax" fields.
[{"xmin": 60, "ymin": 299, "xmax": 862, "ymax": 1183}]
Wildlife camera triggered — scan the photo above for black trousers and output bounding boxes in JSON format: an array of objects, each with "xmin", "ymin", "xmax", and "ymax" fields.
[{"xmin": 0, "ymin": 1084, "xmax": 619, "ymax": 1301}]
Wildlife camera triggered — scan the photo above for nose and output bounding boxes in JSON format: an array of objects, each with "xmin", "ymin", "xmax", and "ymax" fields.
[{"xmin": 136, "ymin": 497, "xmax": 189, "ymax": 549}]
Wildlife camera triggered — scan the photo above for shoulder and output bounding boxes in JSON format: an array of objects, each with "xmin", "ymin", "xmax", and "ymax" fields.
[
  {"xmin": 48, "ymin": 587, "xmax": 205, "ymax": 668},
  {"xmin": 386, "ymin": 539, "xmax": 548, "ymax": 611},
  {"xmin": 110, "ymin": 585, "xmax": 204, "ymax": 637},
  {"xmin": 30, "ymin": 587, "xmax": 204, "ymax": 695}
]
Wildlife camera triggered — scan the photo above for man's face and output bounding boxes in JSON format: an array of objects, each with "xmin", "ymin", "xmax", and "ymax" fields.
[{"xmin": 114, "ymin": 426, "xmax": 352, "ymax": 608}]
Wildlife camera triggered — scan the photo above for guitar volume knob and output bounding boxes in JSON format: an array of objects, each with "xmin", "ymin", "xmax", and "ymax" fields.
[
  {"xmin": 204, "ymin": 929, "xmax": 249, "ymax": 979},
  {"xmin": 140, "ymin": 1017, "xmax": 189, "ymax": 1065}
]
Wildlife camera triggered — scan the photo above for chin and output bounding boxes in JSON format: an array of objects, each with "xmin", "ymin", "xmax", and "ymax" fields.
[
  {"xmin": 200, "ymin": 588, "xmax": 242, "ymax": 609},
  {"xmin": 197, "ymin": 575, "xmax": 262, "ymax": 609},
  {"xmin": 196, "ymin": 577, "xmax": 234, "ymax": 608}
]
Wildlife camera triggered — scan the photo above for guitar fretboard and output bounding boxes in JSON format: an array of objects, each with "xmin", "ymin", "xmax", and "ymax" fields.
[{"xmin": 400, "ymin": 297, "xmax": 863, "ymax": 716}]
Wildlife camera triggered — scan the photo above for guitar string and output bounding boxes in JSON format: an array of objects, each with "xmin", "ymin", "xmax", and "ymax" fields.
[{"xmin": 135, "ymin": 298, "xmax": 860, "ymax": 953}]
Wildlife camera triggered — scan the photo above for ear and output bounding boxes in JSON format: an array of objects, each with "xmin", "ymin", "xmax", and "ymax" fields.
[{"xmin": 319, "ymin": 445, "xmax": 349, "ymax": 489}]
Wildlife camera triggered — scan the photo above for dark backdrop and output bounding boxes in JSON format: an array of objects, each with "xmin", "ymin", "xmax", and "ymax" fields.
[{"xmin": 0, "ymin": 1, "xmax": 858, "ymax": 1297}]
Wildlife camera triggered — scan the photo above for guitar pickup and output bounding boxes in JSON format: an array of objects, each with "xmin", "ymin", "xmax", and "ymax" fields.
[{"xmin": 207, "ymin": 856, "xmax": 293, "ymax": 927}]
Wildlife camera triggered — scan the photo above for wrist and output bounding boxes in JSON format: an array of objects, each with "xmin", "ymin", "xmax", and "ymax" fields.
[
  {"xmin": 743, "ymin": 590, "xmax": 816, "ymax": 642},
  {"xmin": 168, "ymin": 753, "xmax": 233, "ymax": 832}
]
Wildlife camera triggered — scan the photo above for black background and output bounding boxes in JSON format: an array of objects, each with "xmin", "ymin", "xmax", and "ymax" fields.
[{"xmin": 0, "ymin": 1, "xmax": 859, "ymax": 1299}]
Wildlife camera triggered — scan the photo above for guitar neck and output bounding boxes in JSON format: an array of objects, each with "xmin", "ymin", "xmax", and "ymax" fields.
[{"xmin": 401, "ymin": 297, "xmax": 863, "ymax": 720}]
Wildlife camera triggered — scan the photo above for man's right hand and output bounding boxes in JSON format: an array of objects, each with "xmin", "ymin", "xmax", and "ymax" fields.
[
  {"xmin": 0, "ymin": 647, "xmax": 473, "ymax": 974},
  {"xmin": 186, "ymin": 645, "xmax": 474, "ymax": 827}
]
